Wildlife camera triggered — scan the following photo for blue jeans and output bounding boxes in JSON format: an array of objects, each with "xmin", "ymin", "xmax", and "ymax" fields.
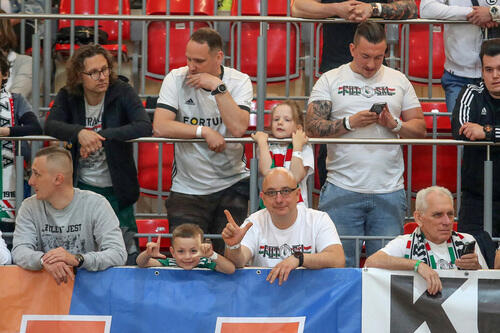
[
  {"xmin": 441, "ymin": 70, "xmax": 481, "ymax": 114},
  {"xmin": 318, "ymin": 182, "xmax": 406, "ymax": 267}
]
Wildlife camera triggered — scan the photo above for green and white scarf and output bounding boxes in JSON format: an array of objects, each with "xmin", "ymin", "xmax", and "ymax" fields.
[
  {"xmin": 404, "ymin": 226, "xmax": 465, "ymax": 269},
  {"xmin": 0, "ymin": 88, "xmax": 16, "ymax": 222}
]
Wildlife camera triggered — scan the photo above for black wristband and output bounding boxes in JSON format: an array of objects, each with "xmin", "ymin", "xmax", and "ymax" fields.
[{"xmin": 342, "ymin": 117, "xmax": 348, "ymax": 131}]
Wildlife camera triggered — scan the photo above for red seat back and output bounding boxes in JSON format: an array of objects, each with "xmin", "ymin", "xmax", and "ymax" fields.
[
  {"xmin": 407, "ymin": 24, "xmax": 445, "ymax": 80},
  {"xmin": 146, "ymin": 0, "xmax": 215, "ymax": 78},
  {"xmin": 230, "ymin": 22, "xmax": 298, "ymax": 79},
  {"xmin": 147, "ymin": 22, "xmax": 210, "ymax": 76},
  {"xmin": 421, "ymin": 102, "xmax": 450, "ymax": 133},
  {"xmin": 136, "ymin": 219, "xmax": 171, "ymax": 250},
  {"xmin": 231, "ymin": 0, "xmax": 289, "ymax": 16},
  {"xmin": 58, "ymin": 0, "xmax": 131, "ymax": 41},
  {"xmin": 138, "ymin": 142, "xmax": 174, "ymax": 198},
  {"xmin": 403, "ymin": 145, "xmax": 458, "ymax": 194}
]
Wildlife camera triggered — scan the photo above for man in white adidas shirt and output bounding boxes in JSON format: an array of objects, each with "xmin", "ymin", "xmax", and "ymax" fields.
[
  {"xmin": 366, "ymin": 186, "xmax": 487, "ymax": 295},
  {"xmin": 306, "ymin": 21, "xmax": 426, "ymax": 267},
  {"xmin": 153, "ymin": 28, "xmax": 252, "ymax": 253},
  {"xmin": 223, "ymin": 168, "xmax": 345, "ymax": 285}
]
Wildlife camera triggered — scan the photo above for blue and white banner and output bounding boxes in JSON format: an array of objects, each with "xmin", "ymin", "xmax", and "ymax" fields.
[{"xmin": 69, "ymin": 267, "xmax": 362, "ymax": 333}]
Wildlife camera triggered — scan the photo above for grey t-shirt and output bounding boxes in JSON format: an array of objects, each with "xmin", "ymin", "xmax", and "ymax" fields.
[
  {"xmin": 78, "ymin": 98, "xmax": 113, "ymax": 187},
  {"xmin": 12, "ymin": 188, "xmax": 126, "ymax": 271}
]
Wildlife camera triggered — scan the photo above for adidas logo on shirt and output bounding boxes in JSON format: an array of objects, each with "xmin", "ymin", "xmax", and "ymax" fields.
[
  {"xmin": 481, "ymin": 108, "xmax": 487, "ymax": 116},
  {"xmin": 185, "ymin": 98, "xmax": 195, "ymax": 105}
]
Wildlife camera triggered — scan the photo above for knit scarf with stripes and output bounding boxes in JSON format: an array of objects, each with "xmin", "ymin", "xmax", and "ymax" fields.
[{"xmin": 404, "ymin": 226, "xmax": 465, "ymax": 269}]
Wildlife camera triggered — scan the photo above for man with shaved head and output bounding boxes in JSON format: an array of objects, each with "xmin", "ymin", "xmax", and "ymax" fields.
[
  {"xmin": 12, "ymin": 146, "xmax": 126, "ymax": 285},
  {"xmin": 222, "ymin": 168, "xmax": 345, "ymax": 285}
]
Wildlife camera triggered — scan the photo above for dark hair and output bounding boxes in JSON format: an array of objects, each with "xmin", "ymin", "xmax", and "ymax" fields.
[
  {"xmin": 65, "ymin": 44, "xmax": 116, "ymax": 95},
  {"xmin": 0, "ymin": 9, "xmax": 17, "ymax": 52},
  {"xmin": 190, "ymin": 27, "xmax": 223, "ymax": 52},
  {"xmin": 0, "ymin": 51, "xmax": 10, "ymax": 89},
  {"xmin": 272, "ymin": 100, "xmax": 304, "ymax": 128},
  {"xmin": 172, "ymin": 223, "xmax": 204, "ymax": 244},
  {"xmin": 353, "ymin": 22, "xmax": 386, "ymax": 45},
  {"xmin": 480, "ymin": 38, "xmax": 500, "ymax": 65}
]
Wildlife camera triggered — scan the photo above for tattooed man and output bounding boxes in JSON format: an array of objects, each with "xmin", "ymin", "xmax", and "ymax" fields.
[{"xmin": 306, "ymin": 22, "xmax": 426, "ymax": 267}]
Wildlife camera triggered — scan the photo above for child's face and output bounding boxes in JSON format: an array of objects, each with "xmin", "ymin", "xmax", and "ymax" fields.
[
  {"xmin": 271, "ymin": 105, "xmax": 300, "ymax": 139},
  {"xmin": 170, "ymin": 236, "xmax": 202, "ymax": 270}
]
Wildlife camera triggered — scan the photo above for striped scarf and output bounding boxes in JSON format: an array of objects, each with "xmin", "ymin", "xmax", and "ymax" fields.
[
  {"xmin": 0, "ymin": 88, "xmax": 15, "ymax": 222},
  {"xmin": 404, "ymin": 227, "xmax": 465, "ymax": 269}
]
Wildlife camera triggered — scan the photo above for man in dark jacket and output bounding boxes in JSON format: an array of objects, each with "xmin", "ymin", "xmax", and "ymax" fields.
[
  {"xmin": 451, "ymin": 38, "xmax": 500, "ymax": 268},
  {"xmin": 45, "ymin": 44, "xmax": 152, "ymax": 262}
]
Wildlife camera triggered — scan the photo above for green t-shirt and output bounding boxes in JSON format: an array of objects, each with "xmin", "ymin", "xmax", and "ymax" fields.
[{"xmin": 157, "ymin": 257, "xmax": 216, "ymax": 270}]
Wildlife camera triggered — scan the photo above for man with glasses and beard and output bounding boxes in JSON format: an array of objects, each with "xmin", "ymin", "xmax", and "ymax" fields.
[
  {"xmin": 222, "ymin": 168, "xmax": 345, "ymax": 285},
  {"xmin": 45, "ymin": 44, "xmax": 152, "ymax": 264}
]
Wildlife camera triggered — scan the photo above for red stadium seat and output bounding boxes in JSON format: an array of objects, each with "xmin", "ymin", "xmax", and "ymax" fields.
[
  {"xmin": 406, "ymin": 24, "xmax": 445, "ymax": 80},
  {"xmin": 58, "ymin": 0, "xmax": 131, "ymax": 41},
  {"xmin": 146, "ymin": 0, "xmax": 214, "ymax": 15},
  {"xmin": 403, "ymin": 102, "xmax": 457, "ymax": 194},
  {"xmin": 229, "ymin": 0, "xmax": 300, "ymax": 81},
  {"xmin": 146, "ymin": 0, "xmax": 214, "ymax": 79},
  {"xmin": 421, "ymin": 102, "xmax": 450, "ymax": 133},
  {"xmin": 53, "ymin": 43, "xmax": 128, "ymax": 59},
  {"xmin": 247, "ymin": 100, "xmax": 280, "ymax": 131},
  {"xmin": 137, "ymin": 142, "xmax": 174, "ymax": 198},
  {"xmin": 136, "ymin": 219, "xmax": 171, "ymax": 251},
  {"xmin": 231, "ymin": 0, "xmax": 289, "ymax": 15},
  {"xmin": 404, "ymin": 221, "xmax": 457, "ymax": 234}
]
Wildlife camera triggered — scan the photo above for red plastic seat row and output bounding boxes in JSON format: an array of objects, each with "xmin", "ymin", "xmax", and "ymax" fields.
[{"xmin": 58, "ymin": 0, "xmax": 131, "ymax": 41}]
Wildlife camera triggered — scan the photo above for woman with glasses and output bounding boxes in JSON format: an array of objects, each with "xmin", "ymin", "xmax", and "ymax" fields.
[{"xmin": 45, "ymin": 44, "xmax": 152, "ymax": 264}]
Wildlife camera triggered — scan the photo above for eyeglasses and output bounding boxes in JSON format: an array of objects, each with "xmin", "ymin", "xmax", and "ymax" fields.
[
  {"xmin": 263, "ymin": 186, "xmax": 298, "ymax": 198},
  {"xmin": 82, "ymin": 67, "xmax": 110, "ymax": 81}
]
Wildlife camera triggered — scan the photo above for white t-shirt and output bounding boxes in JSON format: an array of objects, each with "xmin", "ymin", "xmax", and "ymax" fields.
[
  {"xmin": 381, "ymin": 233, "xmax": 488, "ymax": 269},
  {"xmin": 78, "ymin": 98, "xmax": 112, "ymax": 187},
  {"xmin": 308, "ymin": 64, "xmax": 421, "ymax": 193},
  {"xmin": 157, "ymin": 66, "xmax": 252, "ymax": 195},
  {"xmin": 240, "ymin": 205, "xmax": 342, "ymax": 267},
  {"xmin": 260, "ymin": 143, "xmax": 315, "ymax": 207}
]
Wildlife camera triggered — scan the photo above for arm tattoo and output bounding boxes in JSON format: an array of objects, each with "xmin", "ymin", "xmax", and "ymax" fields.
[
  {"xmin": 305, "ymin": 100, "xmax": 344, "ymax": 137},
  {"xmin": 381, "ymin": 0, "xmax": 418, "ymax": 19}
]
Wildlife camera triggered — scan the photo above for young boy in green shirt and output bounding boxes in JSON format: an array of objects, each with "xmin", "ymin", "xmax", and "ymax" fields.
[{"xmin": 136, "ymin": 223, "xmax": 235, "ymax": 274}]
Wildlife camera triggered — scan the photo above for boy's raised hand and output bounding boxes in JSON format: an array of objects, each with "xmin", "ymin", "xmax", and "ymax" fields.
[
  {"xmin": 200, "ymin": 238, "xmax": 214, "ymax": 258},
  {"xmin": 145, "ymin": 235, "xmax": 167, "ymax": 259},
  {"xmin": 222, "ymin": 209, "xmax": 253, "ymax": 247}
]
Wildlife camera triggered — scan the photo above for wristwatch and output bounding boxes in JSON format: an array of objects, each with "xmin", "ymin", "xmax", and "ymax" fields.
[
  {"xmin": 293, "ymin": 251, "xmax": 304, "ymax": 267},
  {"xmin": 490, "ymin": 5, "xmax": 500, "ymax": 20},
  {"xmin": 391, "ymin": 117, "xmax": 403, "ymax": 133},
  {"xmin": 484, "ymin": 124, "xmax": 494, "ymax": 141},
  {"xmin": 211, "ymin": 83, "xmax": 227, "ymax": 95},
  {"xmin": 371, "ymin": 3, "xmax": 382, "ymax": 17},
  {"xmin": 75, "ymin": 254, "xmax": 85, "ymax": 268}
]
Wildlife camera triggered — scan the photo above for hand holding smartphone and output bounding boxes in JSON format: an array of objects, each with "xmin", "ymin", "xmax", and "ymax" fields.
[
  {"xmin": 461, "ymin": 241, "xmax": 476, "ymax": 257},
  {"xmin": 370, "ymin": 102, "xmax": 387, "ymax": 115}
]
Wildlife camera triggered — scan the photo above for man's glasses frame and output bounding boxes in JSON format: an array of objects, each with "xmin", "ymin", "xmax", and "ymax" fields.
[
  {"xmin": 263, "ymin": 185, "xmax": 299, "ymax": 198},
  {"xmin": 82, "ymin": 67, "xmax": 110, "ymax": 81}
]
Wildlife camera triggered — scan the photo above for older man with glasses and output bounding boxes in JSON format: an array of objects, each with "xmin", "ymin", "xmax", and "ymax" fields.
[
  {"xmin": 45, "ymin": 44, "xmax": 152, "ymax": 264},
  {"xmin": 222, "ymin": 167, "xmax": 345, "ymax": 285}
]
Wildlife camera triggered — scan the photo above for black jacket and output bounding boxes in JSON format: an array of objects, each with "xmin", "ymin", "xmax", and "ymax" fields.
[
  {"xmin": 45, "ymin": 79, "xmax": 152, "ymax": 208},
  {"xmin": 452, "ymin": 81, "xmax": 500, "ymax": 200}
]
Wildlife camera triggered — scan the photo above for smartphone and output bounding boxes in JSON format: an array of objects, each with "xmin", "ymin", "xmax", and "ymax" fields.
[
  {"xmin": 370, "ymin": 102, "xmax": 387, "ymax": 115},
  {"xmin": 461, "ymin": 241, "xmax": 476, "ymax": 256}
]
